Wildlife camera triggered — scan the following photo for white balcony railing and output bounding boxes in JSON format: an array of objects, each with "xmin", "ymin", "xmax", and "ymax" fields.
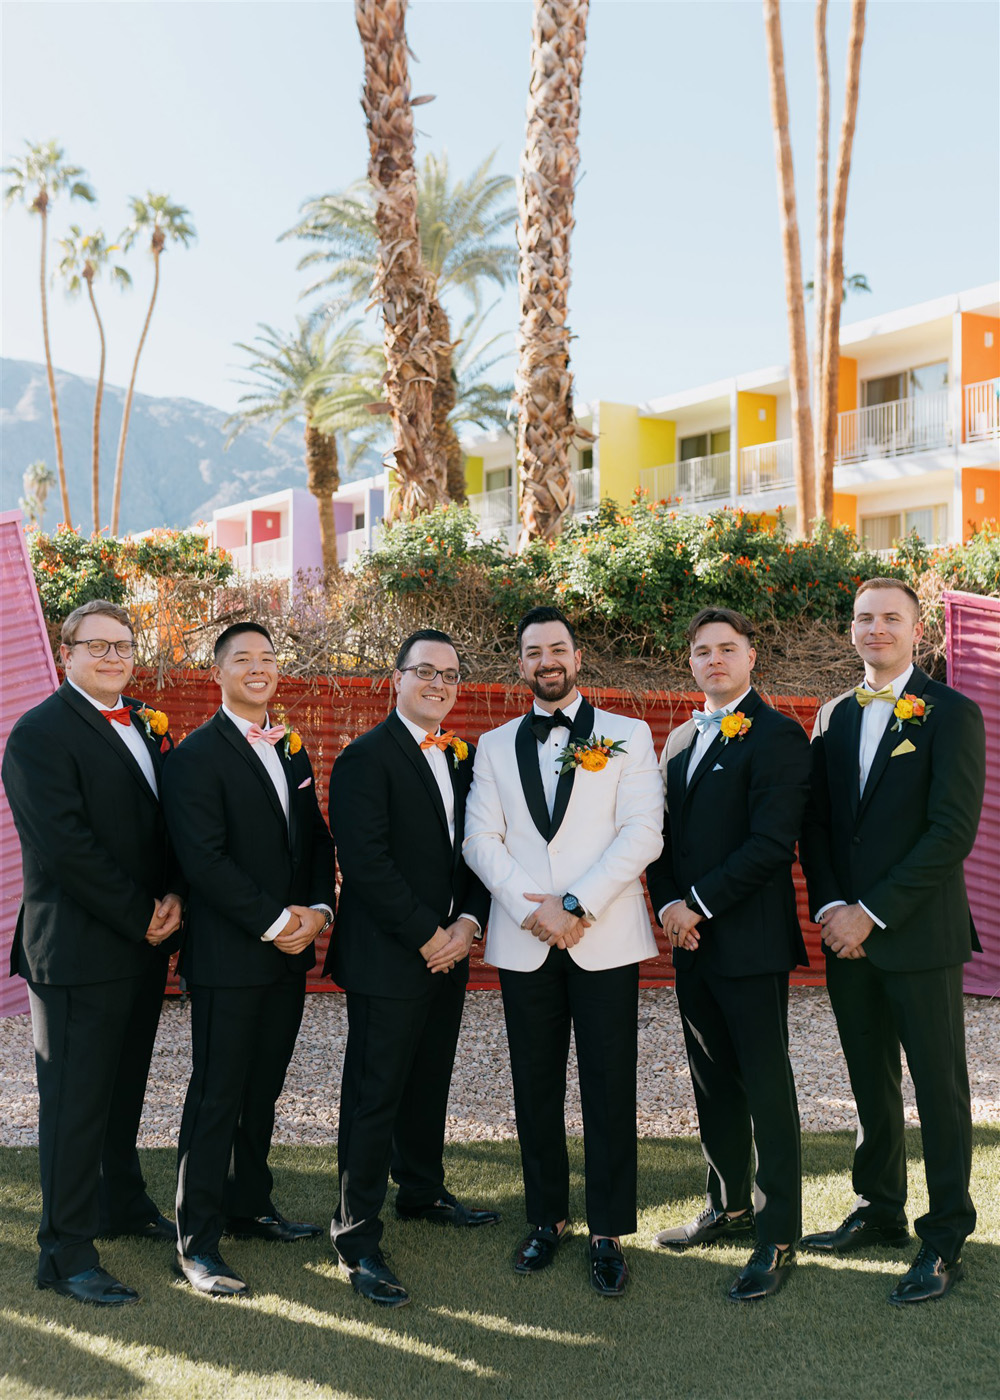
[
  {"xmin": 640, "ymin": 451, "xmax": 731, "ymax": 503},
  {"xmin": 965, "ymin": 377, "xmax": 1000, "ymax": 442},
  {"xmin": 572, "ymin": 466, "xmax": 598, "ymax": 512},
  {"xmin": 738, "ymin": 439, "xmax": 794, "ymax": 495},
  {"xmin": 251, "ymin": 536, "xmax": 292, "ymax": 573},
  {"xmin": 342, "ymin": 527, "xmax": 369, "ymax": 564},
  {"xmin": 468, "ymin": 484, "xmax": 516, "ymax": 531},
  {"xmin": 836, "ymin": 389, "xmax": 952, "ymax": 465}
]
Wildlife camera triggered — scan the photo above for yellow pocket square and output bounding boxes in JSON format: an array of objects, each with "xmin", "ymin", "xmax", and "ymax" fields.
[{"xmin": 891, "ymin": 738, "xmax": 916, "ymax": 757}]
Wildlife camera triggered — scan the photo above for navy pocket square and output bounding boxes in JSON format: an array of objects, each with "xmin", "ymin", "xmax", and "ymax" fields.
[{"xmin": 297, "ymin": 776, "xmax": 313, "ymax": 790}]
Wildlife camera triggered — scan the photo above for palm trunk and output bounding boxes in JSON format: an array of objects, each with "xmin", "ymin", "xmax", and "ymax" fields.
[
  {"xmin": 515, "ymin": 0, "xmax": 589, "ymax": 549},
  {"xmin": 356, "ymin": 0, "xmax": 447, "ymax": 516},
  {"xmin": 817, "ymin": 0, "xmax": 866, "ymax": 525},
  {"xmin": 86, "ymin": 273, "xmax": 106, "ymax": 533},
  {"xmin": 428, "ymin": 296, "xmax": 465, "ymax": 504},
  {"xmin": 110, "ymin": 239, "xmax": 161, "ymax": 536},
  {"xmin": 36, "ymin": 197, "xmax": 72, "ymax": 525},
  {"xmin": 763, "ymin": 0, "xmax": 815, "ymax": 536},
  {"xmin": 304, "ymin": 419, "xmax": 342, "ymax": 582},
  {"xmin": 813, "ymin": 0, "xmax": 829, "ymax": 510}
]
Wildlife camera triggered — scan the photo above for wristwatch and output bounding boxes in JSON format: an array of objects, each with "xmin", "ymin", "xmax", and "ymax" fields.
[
  {"xmin": 683, "ymin": 891, "xmax": 701, "ymax": 914},
  {"xmin": 317, "ymin": 908, "xmax": 334, "ymax": 934},
  {"xmin": 562, "ymin": 893, "xmax": 588, "ymax": 919}
]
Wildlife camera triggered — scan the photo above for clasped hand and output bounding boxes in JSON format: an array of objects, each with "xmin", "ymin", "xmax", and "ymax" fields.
[
  {"xmin": 421, "ymin": 918, "xmax": 478, "ymax": 974},
  {"xmin": 273, "ymin": 905, "xmax": 327, "ymax": 955},
  {"xmin": 521, "ymin": 893, "xmax": 590, "ymax": 949},
  {"xmin": 818, "ymin": 903, "xmax": 872, "ymax": 959},
  {"xmin": 144, "ymin": 892, "xmax": 183, "ymax": 946},
  {"xmin": 660, "ymin": 902, "xmax": 701, "ymax": 951}
]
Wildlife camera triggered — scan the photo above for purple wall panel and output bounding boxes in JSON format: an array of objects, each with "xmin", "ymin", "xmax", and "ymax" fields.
[{"xmin": 945, "ymin": 591, "xmax": 1000, "ymax": 997}]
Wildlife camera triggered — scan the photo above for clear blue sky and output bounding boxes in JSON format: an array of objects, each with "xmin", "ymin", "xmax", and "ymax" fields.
[{"xmin": 3, "ymin": 0, "xmax": 998, "ymax": 417}]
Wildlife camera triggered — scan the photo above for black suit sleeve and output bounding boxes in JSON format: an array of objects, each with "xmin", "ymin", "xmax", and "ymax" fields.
[
  {"xmin": 329, "ymin": 740, "xmax": 441, "ymax": 953},
  {"xmin": 2, "ymin": 714, "xmax": 152, "ymax": 943},
  {"xmin": 689, "ymin": 719, "xmax": 811, "ymax": 919},
  {"xmin": 645, "ymin": 808, "xmax": 681, "ymax": 916},
  {"xmin": 799, "ymin": 705, "xmax": 843, "ymax": 916},
  {"xmin": 161, "ymin": 739, "xmax": 287, "ymax": 939},
  {"xmin": 300, "ymin": 754, "xmax": 337, "ymax": 911}
]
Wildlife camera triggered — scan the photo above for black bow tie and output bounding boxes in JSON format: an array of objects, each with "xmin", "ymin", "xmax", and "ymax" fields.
[{"xmin": 530, "ymin": 710, "xmax": 573, "ymax": 743}]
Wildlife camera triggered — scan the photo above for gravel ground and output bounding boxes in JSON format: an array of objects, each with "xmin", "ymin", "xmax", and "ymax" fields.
[{"xmin": 1, "ymin": 986, "xmax": 997, "ymax": 1148}]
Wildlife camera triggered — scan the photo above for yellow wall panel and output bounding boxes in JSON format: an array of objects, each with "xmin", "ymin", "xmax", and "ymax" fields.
[
  {"xmin": 638, "ymin": 417, "xmax": 676, "ymax": 471},
  {"xmin": 737, "ymin": 392, "xmax": 776, "ymax": 448},
  {"xmin": 596, "ymin": 401, "xmax": 643, "ymax": 506},
  {"xmin": 463, "ymin": 455, "xmax": 484, "ymax": 496}
]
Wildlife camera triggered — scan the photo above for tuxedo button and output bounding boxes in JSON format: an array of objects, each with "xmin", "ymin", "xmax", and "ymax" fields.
[{"xmin": 852, "ymin": 836, "xmax": 861, "ymax": 845}]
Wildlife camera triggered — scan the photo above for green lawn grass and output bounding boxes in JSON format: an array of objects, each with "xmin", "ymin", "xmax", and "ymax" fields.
[{"xmin": 2, "ymin": 1131, "xmax": 998, "ymax": 1400}]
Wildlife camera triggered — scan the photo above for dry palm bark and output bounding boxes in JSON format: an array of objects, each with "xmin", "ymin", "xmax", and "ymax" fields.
[
  {"xmin": 763, "ymin": 0, "xmax": 815, "ymax": 536},
  {"xmin": 304, "ymin": 420, "xmax": 341, "ymax": 579},
  {"xmin": 515, "ymin": 0, "xmax": 589, "ymax": 549},
  {"xmin": 35, "ymin": 190, "xmax": 73, "ymax": 526},
  {"xmin": 812, "ymin": 0, "xmax": 830, "ymax": 509},
  {"xmin": 428, "ymin": 295, "xmax": 466, "ymax": 503},
  {"xmin": 356, "ymin": 0, "xmax": 447, "ymax": 515},
  {"xmin": 817, "ymin": 0, "xmax": 866, "ymax": 524}
]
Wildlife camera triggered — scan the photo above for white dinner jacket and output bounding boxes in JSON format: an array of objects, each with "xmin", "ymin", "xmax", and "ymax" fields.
[{"xmin": 463, "ymin": 699, "xmax": 664, "ymax": 972}]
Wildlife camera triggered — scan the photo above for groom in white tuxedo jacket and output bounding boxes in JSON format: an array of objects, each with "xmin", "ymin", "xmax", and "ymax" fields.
[{"xmin": 464, "ymin": 607, "xmax": 663, "ymax": 1296}]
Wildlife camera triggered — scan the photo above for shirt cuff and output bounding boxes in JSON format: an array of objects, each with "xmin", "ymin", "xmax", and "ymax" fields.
[
  {"xmin": 658, "ymin": 900, "xmax": 683, "ymax": 923},
  {"xmin": 261, "ymin": 908, "xmax": 293, "ymax": 942},
  {"xmin": 458, "ymin": 913, "xmax": 483, "ymax": 940},
  {"xmin": 310, "ymin": 903, "xmax": 333, "ymax": 921},
  {"xmin": 690, "ymin": 885, "xmax": 712, "ymax": 919},
  {"xmin": 813, "ymin": 900, "xmax": 847, "ymax": 922},
  {"xmin": 858, "ymin": 900, "xmax": 886, "ymax": 930}
]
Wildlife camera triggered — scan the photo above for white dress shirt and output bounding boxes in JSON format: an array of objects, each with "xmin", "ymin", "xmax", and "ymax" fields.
[
  {"xmin": 533, "ymin": 692, "xmax": 584, "ymax": 816},
  {"xmin": 221, "ymin": 705, "xmax": 330, "ymax": 942},
  {"xmin": 69, "ymin": 678, "xmax": 158, "ymax": 796},
  {"xmin": 812, "ymin": 664, "xmax": 914, "ymax": 930}
]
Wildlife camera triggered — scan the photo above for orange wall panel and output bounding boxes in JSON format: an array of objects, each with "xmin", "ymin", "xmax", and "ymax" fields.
[
  {"xmin": 832, "ymin": 492, "xmax": 857, "ymax": 531},
  {"xmin": 961, "ymin": 313, "xmax": 1000, "ymax": 386},
  {"xmin": 838, "ymin": 357, "xmax": 858, "ymax": 414},
  {"xmin": 962, "ymin": 468, "xmax": 1000, "ymax": 541}
]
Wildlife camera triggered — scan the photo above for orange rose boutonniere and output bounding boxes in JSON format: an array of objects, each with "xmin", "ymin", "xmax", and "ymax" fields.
[
  {"xmin": 450, "ymin": 736, "xmax": 469, "ymax": 770},
  {"xmin": 892, "ymin": 693, "xmax": 933, "ymax": 733},
  {"xmin": 284, "ymin": 726, "xmax": 303, "ymax": 759},
  {"xmin": 719, "ymin": 712, "xmax": 752, "ymax": 745},
  {"xmin": 558, "ymin": 734, "xmax": 628, "ymax": 774}
]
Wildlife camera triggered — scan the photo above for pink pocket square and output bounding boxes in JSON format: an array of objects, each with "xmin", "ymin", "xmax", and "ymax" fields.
[{"xmin": 297, "ymin": 776, "xmax": 313, "ymax": 789}]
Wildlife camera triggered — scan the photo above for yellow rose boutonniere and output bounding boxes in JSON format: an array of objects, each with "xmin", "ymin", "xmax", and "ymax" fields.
[
  {"xmin": 719, "ymin": 712, "xmax": 752, "ymax": 744},
  {"xmin": 892, "ymin": 692, "xmax": 932, "ymax": 733},
  {"xmin": 558, "ymin": 734, "xmax": 628, "ymax": 774},
  {"xmin": 450, "ymin": 736, "xmax": 469, "ymax": 770}
]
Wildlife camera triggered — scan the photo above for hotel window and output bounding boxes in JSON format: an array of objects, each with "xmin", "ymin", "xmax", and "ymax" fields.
[
  {"xmin": 861, "ymin": 362, "xmax": 949, "ymax": 406},
  {"xmin": 680, "ymin": 429, "xmax": 730, "ymax": 461},
  {"xmin": 354, "ymin": 512, "xmax": 365, "ymax": 530},
  {"xmin": 484, "ymin": 467, "xmax": 512, "ymax": 494},
  {"xmin": 860, "ymin": 504, "xmax": 948, "ymax": 551}
]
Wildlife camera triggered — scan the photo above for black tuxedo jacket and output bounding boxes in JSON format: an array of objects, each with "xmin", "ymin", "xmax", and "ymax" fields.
[
  {"xmin": 2, "ymin": 682, "xmax": 181, "ymax": 986},
  {"xmin": 646, "ymin": 687, "xmax": 810, "ymax": 978},
  {"xmin": 800, "ymin": 666, "xmax": 985, "ymax": 972},
  {"xmin": 161, "ymin": 709, "xmax": 336, "ymax": 988},
  {"xmin": 325, "ymin": 710, "xmax": 490, "ymax": 998}
]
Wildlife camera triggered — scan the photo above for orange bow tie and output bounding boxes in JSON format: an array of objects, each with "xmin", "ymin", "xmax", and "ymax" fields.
[
  {"xmin": 101, "ymin": 707, "xmax": 133, "ymax": 727},
  {"xmin": 420, "ymin": 731, "xmax": 454, "ymax": 751}
]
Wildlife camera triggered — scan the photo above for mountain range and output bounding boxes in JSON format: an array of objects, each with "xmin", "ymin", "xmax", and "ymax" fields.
[{"xmin": 0, "ymin": 358, "xmax": 375, "ymax": 535}]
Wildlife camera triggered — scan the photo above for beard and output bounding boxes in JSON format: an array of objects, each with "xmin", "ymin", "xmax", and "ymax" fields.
[{"xmin": 527, "ymin": 666, "xmax": 577, "ymax": 703}]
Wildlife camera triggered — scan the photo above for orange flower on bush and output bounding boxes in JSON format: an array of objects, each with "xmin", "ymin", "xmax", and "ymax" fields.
[{"xmin": 719, "ymin": 712, "xmax": 752, "ymax": 745}]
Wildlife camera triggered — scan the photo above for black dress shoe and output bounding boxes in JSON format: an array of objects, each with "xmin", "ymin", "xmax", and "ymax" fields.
[
  {"xmin": 888, "ymin": 1244, "xmax": 964, "ymax": 1305},
  {"xmin": 654, "ymin": 1206, "xmax": 755, "ymax": 1250},
  {"xmin": 110, "ymin": 1213, "xmax": 176, "ymax": 1243},
  {"xmin": 39, "ymin": 1266, "xmax": 139, "ymax": 1307},
  {"xmin": 226, "ymin": 1212, "xmax": 323, "ymax": 1243},
  {"xmin": 590, "ymin": 1238, "xmax": 629, "ymax": 1297},
  {"xmin": 514, "ymin": 1223, "xmax": 569, "ymax": 1274},
  {"xmin": 396, "ymin": 1197, "xmax": 501, "ymax": 1228},
  {"xmin": 727, "ymin": 1243, "xmax": 795, "ymax": 1302},
  {"xmin": 341, "ymin": 1250, "xmax": 410, "ymax": 1308},
  {"xmin": 800, "ymin": 1210, "xmax": 909, "ymax": 1254},
  {"xmin": 173, "ymin": 1251, "xmax": 251, "ymax": 1297}
]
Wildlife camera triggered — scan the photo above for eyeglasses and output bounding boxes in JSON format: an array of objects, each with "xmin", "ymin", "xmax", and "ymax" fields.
[
  {"xmin": 399, "ymin": 664, "xmax": 461, "ymax": 685},
  {"xmin": 66, "ymin": 639, "xmax": 135, "ymax": 659}
]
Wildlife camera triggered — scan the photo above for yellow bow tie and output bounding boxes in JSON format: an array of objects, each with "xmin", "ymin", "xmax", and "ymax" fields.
[{"xmin": 854, "ymin": 684, "xmax": 896, "ymax": 708}]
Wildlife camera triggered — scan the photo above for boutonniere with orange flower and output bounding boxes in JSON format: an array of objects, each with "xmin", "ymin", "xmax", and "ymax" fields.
[
  {"xmin": 719, "ymin": 712, "xmax": 752, "ymax": 745},
  {"xmin": 891, "ymin": 693, "xmax": 933, "ymax": 733},
  {"xmin": 450, "ymin": 735, "xmax": 469, "ymax": 770},
  {"xmin": 283, "ymin": 724, "xmax": 303, "ymax": 759},
  {"xmin": 136, "ymin": 706, "xmax": 171, "ymax": 752},
  {"xmin": 558, "ymin": 734, "xmax": 628, "ymax": 774}
]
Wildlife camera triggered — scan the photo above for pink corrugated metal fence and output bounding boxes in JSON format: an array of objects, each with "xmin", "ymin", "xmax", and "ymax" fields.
[{"xmin": 945, "ymin": 591, "xmax": 1000, "ymax": 997}]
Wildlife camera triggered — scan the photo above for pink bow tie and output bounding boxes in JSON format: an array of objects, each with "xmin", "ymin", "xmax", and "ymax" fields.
[{"xmin": 246, "ymin": 724, "xmax": 284, "ymax": 747}]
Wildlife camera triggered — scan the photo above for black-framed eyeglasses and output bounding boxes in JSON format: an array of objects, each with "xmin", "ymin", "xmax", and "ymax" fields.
[
  {"xmin": 398, "ymin": 664, "xmax": 461, "ymax": 685},
  {"xmin": 66, "ymin": 639, "xmax": 135, "ymax": 659}
]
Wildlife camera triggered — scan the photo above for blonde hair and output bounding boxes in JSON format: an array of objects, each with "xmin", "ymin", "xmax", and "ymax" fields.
[{"xmin": 61, "ymin": 600, "xmax": 133, "ymax": 645}]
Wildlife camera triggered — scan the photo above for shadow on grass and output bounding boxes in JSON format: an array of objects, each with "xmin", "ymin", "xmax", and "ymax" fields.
[{"xmin": 1, "ymin": 1129, "xmax": 998, "ymax": 1400}]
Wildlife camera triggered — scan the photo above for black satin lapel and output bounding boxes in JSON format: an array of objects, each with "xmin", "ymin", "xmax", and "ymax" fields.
[
  {"xmin": 684, "ymin": 732, "xmax": 725, "ymax": 799},
  {"xmin": 280, "ymin": 751, "xmax": 299, "ymax": 851},
  {"xmin": 841, "ymin": 690, "xmax": 864, "ymax": 818},
  {"xmin": 57, "ymin": 685, "xmax": 158, "ymax": 805},
  {"xmin": 549, "ymin": 697, "xmax": 595, "ymax": 839},
  {"xmin": 214, "ymin": 711, "xmax": 288, "ymax": 833},
  {"xmin": 386, "ymin": 712, "xmax": 450, "ymax": 839},
  {"xmin": 666, "ymin": 729, "xmax": 695, "ymax": 813},
  {"xmin": 516, "ymin": 713, "xmax": 551, "ymax": 841},
  {"xmin": 448, "ymin": 757, "xmax": 465, "ymax": 870}
]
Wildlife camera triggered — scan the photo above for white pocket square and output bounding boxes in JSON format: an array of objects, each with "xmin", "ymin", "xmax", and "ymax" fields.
[
  {"xmin": 297, "ymin": 776, "xmax": 313, "ymax": 789},
  {"xmin": 712, "ymin": 763, "xmax": 724, "ymax": 772},
  {"xmin": 890, "ymin": 739, "xmax": 916, "ymax": 758}
]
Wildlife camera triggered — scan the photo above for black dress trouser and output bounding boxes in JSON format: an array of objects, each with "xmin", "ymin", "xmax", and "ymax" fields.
[
  {"xmin": 176, "ymin": 968, "xmax": 306, "ymax": 1257},
  {"xmin": 27, "ymin": 959, "xmax": 167, "ymax": 1284},
  {"xmin": 499, "ymin": 947, "xmax": 640, "ymax": 1238},
  {"xmin": 332, "ymin": 972, "xmax": 466, "ymax": 1263}
]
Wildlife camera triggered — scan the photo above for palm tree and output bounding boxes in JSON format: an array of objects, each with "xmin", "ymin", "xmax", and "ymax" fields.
[
  {"xmin": 226, "ymin": 319, "xmax": 382, "ymax": 581},
  {"xmin": 284, "ymin": 151, "xmax": 516, "ymax": 506},
  {"xmin": 515, "ymin": 0, "xmax": 590, "ymax": 549},
  {"xmin": 57, "ymin": 227, "xmax": 131, "ymax": 531},
  {"xmin": 763, "ymin": 0, "xmax": 815, "ymax": 535},
  {"xmin": 816, "ymin": 0, "xmax": 867, "ymax": 525},
  {"xmin": 813, "ymin": 0, "xmax": 830, "ymax": 493},
  {"xmin": 450, "ymin": 309, "xmax": 515, "ymax": 436},
  {"xmin": 3, "ymin": 140, "xmax": 95, "ymax": 526},
  {"xmin": 19, "ymin": 460, "xmax": 56, "ymax": 530},
  {"xmin": 354, "ymin": 0, "xmax": 447, "ymax": 516},
  {"xmin": 110, "ymin": 193, "xmax": 195, "ymax": 536}
]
